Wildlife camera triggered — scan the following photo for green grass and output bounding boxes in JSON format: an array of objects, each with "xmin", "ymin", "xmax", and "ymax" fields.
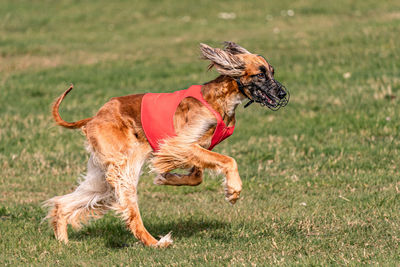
[{"xmin": 1, "ymin": 0, "xmax": 400, "ymax": 265}]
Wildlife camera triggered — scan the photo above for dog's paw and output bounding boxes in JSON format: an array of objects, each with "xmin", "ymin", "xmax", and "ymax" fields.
[
  {"xmin": 225, "ymin": 191, "xmax": 241, "ymax": 204},
  {"xmin": 154, "ymin": 232, "xmax": 173, "ymax": 248},
  {"xmin": 153, "ymin": 174, "xmax": 167, "ymax": 185},
  {"xmin": 224, "ymin": 184, "xmax": 242, "ymax": 205}
]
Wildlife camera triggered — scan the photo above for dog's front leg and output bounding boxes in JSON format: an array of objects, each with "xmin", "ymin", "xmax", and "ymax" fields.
[
  {"xmin": 192, "ymin": 145, "xmax": 242, "ymax": 204},
  {"xmin": 153, "ymin": 144, "xmax": 242, "ymax": 204}
]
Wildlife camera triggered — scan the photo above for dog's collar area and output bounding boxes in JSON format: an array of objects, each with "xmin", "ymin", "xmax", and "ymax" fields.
[{"xmin": 235, "ymin": 78, "xmax": 254, "ymax": 108}]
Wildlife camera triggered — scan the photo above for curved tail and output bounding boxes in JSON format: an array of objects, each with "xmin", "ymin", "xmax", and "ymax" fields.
[{"xmin": 52, "ymin": 85, "xmax": 92, "ymax": 129}]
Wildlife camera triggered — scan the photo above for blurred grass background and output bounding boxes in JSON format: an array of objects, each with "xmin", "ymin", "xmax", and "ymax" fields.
[{"xmin": 0, "ymin": 0, "xmax": 399, "ymax": 265}]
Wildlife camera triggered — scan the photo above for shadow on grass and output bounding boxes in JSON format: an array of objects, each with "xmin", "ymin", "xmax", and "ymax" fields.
[{"xmin": 68, "ymin": 216, "xmax": 229, "ymax": 249}]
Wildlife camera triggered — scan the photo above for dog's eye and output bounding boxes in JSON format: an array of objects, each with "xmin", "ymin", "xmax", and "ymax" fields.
[{"xmin": 256, "ymin": 73, "xmax": 265, "ymax": 79}]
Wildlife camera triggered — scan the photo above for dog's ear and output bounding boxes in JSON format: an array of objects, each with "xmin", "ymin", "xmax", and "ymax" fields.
[
  {"xmin": 223, "ymin": 41, "xmax": 251, "ymax": 55},
  {"xmin": 200, "ymin": 43, "xmax": 245, "ymax": 77}
]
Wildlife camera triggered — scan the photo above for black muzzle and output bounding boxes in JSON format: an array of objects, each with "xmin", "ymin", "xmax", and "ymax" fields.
[
  {"xmin": 254, "ymin": 78, "xmax": 289, "ymax": 110},
  {"xmin": 236, "ymin": 78, "xmax": 290, "ymax": 110}
]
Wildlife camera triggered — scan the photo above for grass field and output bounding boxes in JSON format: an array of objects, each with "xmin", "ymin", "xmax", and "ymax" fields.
[{"xmin": 1, "ymin": 0, "xmax": 400, "ymax": 265}]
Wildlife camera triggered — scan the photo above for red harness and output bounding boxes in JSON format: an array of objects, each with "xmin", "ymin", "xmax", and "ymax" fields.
[{"xmin": 141, "ymin": 85, "xmax": 235, "ymax": 151}]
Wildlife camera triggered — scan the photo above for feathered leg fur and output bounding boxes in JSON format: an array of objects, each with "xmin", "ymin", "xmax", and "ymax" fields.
[
  {"xmin": 44, "ymin": 154, "xmax": 114, "ymax": 243},
  {"xmin": 152, "ymin": 142, "xmax": 242, "ymax": 204},
  {"xmin": 106, "ymin": 145, "xmax": 173, "ymax": 247}
]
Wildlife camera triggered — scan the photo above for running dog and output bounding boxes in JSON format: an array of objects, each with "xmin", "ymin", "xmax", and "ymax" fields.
[{"xmin": 45, "ymin": 42, "xmax": 289, "ymax": 247}]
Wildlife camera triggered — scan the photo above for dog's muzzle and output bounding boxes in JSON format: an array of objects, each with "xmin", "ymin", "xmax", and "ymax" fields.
[
  {"xmin": 251, "ymin": 79, "xmax": 290, "ymax": 111},
  {"xmin": 237, "ymin": 78, "xmax": 290, "ymax": 110}
]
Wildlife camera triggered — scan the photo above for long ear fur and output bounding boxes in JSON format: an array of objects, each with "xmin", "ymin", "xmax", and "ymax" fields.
[
  {"xmin": 200, "ymin": 43, "xmax": 245, "ymax": 77},
  {"xmin": 223, "ymin": 41, "xmax": 251, "ymax": 55}
]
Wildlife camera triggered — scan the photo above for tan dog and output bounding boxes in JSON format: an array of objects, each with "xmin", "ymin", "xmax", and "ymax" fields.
[{"xmin": 45, "ymin": 42, "xmax": 289, "ymax": 247}]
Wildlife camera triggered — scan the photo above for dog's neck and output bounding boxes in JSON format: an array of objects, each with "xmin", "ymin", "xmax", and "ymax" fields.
[{"xmin": 202, "ymin": 75, "xmax": 247, "ymax": 124}]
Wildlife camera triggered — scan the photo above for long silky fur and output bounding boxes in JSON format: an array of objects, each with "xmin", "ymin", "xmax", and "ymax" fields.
[
  {"xmin": 200, "ymin": 43, "xmax": 245, "ymax": 77},
  {"xmin": 44, "ymin": 154, "xmax": 114, "ymax": 230},
  {"xmin": 223, "ymin": 41, "xmax": 251, "ymax": 55},
  {"xmin": 151, "ymin": 112, "xmax": 216, "ymax": 174}
]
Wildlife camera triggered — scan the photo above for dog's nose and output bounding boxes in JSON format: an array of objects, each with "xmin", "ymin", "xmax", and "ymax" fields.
[{"xmin": 278, "ymin": 90, "xmax": 287, "ymax": 99}]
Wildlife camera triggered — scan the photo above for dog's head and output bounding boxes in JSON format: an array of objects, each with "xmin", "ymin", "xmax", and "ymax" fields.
[{"xmin": 200, "ymin": 42, "xmax": 289, "ymax": 110}]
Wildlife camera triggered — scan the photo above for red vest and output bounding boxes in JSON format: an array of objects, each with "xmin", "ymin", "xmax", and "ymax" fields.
[{"xmin": 141, "ymin": 85, "xmax": 235, "ymax": 151}]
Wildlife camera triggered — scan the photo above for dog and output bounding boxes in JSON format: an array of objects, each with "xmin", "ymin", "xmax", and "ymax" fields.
[{"xmin": 44, "ymin": 42, "xmax": 289, "ymax": 248}]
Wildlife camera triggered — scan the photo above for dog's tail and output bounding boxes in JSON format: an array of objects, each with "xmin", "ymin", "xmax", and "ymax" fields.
[{"xmin": 52, "ymin": 85, "xmax": 92, "ymax": 129}]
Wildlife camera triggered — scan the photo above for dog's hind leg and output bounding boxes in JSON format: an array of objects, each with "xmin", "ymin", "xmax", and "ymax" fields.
[
  {"xmin": 154, "ymin": 167, "xmax": 203, "ymax": 186},
  {"xmin": 44, "ymin": 154, "xmax": 114, "ymax": 243},
  {"xmin": 106, "ymin": 146, "xmax": 172, "ymax": 248}
]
